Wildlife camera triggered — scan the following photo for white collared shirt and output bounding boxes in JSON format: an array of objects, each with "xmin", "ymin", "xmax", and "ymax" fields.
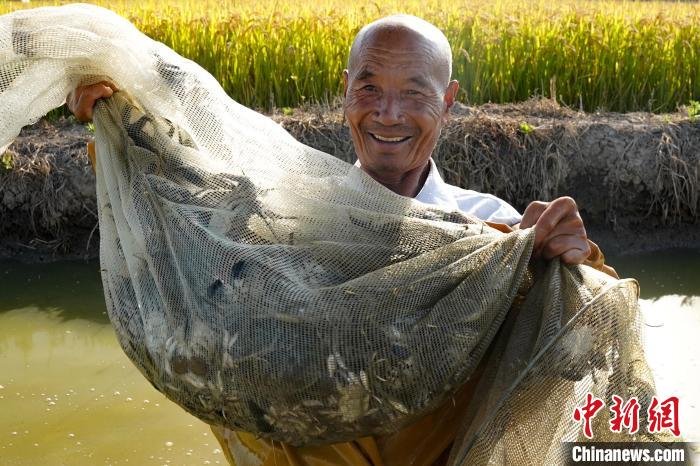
[{"xmin": 353, "ymin": 158, "xmax": 522, "ymax": 226}]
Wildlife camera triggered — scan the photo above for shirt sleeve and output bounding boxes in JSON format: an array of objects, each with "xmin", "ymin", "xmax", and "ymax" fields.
[{"xmin": 448, "ymin": 187, "xmax": 522, "ymax": 226}]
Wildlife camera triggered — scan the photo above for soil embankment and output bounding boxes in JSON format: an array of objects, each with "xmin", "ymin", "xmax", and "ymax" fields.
[{"xmin": 1, "ymin": 100, "xmax": 699, "ymax": 262}]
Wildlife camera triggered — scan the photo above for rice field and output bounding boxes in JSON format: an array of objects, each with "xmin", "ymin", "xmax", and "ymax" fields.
[{"xmin": 3, "ymin": 0, "xmax": 700, "ymax": 112}]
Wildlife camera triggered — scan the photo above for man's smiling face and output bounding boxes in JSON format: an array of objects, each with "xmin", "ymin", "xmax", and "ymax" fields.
[{"xmin": 343, "ymin": 20, "xmax": 459, "ymax": 185}]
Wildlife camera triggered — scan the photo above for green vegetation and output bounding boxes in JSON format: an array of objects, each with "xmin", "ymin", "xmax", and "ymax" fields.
[
  {"xmin": 3, "ymin": 0, "xmax": 700, "ymax": 113},
  {"xmin": 519, "ymin": 122, "xmax": 534, "ymax": 135},
  {"xmin": 687, "ymin": 100, "xmax": 700, "ymax": 121},
  {"xmin": 1, "ymin": 152, "xmax": 13, "ymax": 171}
]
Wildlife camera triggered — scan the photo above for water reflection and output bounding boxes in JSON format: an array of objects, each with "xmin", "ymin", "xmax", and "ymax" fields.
[
  {"xmin": 0, "ymin": 260, "xmax": 224, "ymax": 465},
  {"xmin": 640, "ymin": 295, "xmax": 700, "ymax": 446},
  {"xmin": 609, "ymin": 249, "xmax": 700, "ymax": 448},
  {"xmin": 0, "ymin": 260, "xmax": 108, "ymax": 323},
  {"xmin": 607, "ymin": 248, "xmax": 700, "ymax": 299}
]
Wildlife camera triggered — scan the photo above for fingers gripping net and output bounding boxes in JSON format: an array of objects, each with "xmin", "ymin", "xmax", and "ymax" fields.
[{"xmin": 0, "ymin": 4, "xmax": 668, "ymax": 457}]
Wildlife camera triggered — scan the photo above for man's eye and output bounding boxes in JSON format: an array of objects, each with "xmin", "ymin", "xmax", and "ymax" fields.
[
  {"xmin": 361, "ymin": 85, "xmax": 377, "ymax": 92},
  {"xmin": 406, "ymin": 89, "xmax": 422, "ymax": 96}
]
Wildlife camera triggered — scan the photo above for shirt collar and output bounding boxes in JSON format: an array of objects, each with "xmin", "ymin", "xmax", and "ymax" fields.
[{"xmin": 353, "ymin": 158, "xmax": 460, "ymax": 210}]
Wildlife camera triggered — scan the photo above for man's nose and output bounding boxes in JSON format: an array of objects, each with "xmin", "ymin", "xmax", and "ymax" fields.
[{"xmin": 374, "ymin": 92, "xmax": 403, "ymax": 126}]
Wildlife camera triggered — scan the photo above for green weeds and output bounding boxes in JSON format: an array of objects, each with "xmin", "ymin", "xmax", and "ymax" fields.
[
  {"xmin": 687, "ymin": 100, "xmax": 700, "ymax": 121},
  {"xmin": 1, "ymin": 151, "xmax": 13, "ymax": 171}
]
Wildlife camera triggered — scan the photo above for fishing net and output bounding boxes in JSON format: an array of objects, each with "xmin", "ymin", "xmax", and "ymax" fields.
[{"xmin": 0, "ymin": 4, "xmax": 673, "ymax": 463}]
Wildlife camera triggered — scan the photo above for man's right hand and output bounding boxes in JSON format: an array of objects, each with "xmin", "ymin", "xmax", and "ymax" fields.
[
  {"xmin": 517, "ymin": 197, "xmax": 591, "ymax": 265},
  {"xmin": 67, "ymin": 81, "xmax": 118, "ymax": 122}
]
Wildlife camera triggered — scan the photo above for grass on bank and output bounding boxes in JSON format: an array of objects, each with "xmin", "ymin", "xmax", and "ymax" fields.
[{"xmin": 2, "ymin": 0, "xmax": 700, "ymax": 113}]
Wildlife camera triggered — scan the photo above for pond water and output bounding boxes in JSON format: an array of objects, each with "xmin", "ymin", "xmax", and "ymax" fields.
[
  {"xmin": 608, "ymin": 248, "xmax": 700, "ymax": 457},
  {"xmin": 0, "ymin": 260, "xmax": 225, "ymax": 465},
  {"xmin": 0, "ymin": 249, "xmax": 698, "ymax": 465}
]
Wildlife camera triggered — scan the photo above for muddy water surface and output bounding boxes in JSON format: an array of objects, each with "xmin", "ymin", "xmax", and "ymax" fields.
[
  {"xmin": 609, "ymin": 249, "xmax": 700, "ymax": 453},
  {"xmin": 0, "ymin": 260, "xmax": 225, "ymax": 465}
]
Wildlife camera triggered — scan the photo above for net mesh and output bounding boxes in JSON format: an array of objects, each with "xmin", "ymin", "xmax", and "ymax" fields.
[{"xmin": 0, "ymin": 4, "xmax": 673, "ymax": 462}]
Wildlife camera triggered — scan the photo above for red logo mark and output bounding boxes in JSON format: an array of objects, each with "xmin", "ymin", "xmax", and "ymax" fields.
[
  {"xmin": 573, "ymin": 393, "xmax": 605, "ymax": 439},
  {"xmin": 648, "ymin": 396, "xmax": 681, "ymax": 437},
  {"xmin": 609, "ymin": 395, "xmax": 640, "ymax": 434}
]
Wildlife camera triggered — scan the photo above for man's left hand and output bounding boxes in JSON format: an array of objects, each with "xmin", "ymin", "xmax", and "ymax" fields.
[{"xmin": 517, "ymin": 197, "xmax": 590, "ymax": 265}]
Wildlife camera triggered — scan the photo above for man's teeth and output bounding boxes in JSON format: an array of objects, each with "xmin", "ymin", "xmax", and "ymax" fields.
[{"xmin": 371, "ymin": 133, "xmax": 409, "ymax": 142}]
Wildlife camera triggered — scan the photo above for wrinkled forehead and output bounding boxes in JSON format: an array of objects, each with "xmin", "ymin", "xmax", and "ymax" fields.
[
  {"xmin": 359, "ymin": 32, "xmax": 435, "ymax": 64},
  {"xmin": 349, "ymin": 26, "xmax": 449, "ymax": 85}
]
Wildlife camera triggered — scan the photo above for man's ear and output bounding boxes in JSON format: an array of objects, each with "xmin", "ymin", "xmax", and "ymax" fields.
[
  {"xmin": 343, "ymin": 70, "xmax": 349, "ymax": 99},
  {"xmin": 443, "ymin": 80, "xmax": 459, "ymax": 119}
]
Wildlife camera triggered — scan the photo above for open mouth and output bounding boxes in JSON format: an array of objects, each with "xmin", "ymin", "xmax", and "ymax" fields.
[{"xmin": 369, "ymin": 132, "xmax": 411, "ymax": 143}]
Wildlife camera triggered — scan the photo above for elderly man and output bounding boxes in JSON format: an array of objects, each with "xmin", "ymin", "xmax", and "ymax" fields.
[{"xmin": 69, "ymin": 13, "xmax": 614, "ymax": 466}]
